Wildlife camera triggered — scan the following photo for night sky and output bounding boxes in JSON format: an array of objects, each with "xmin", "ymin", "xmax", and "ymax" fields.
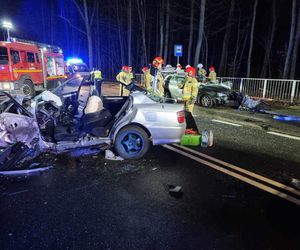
[{"xmin": 0, "ymin": 0, "xmax": 297, "ymax": 79}]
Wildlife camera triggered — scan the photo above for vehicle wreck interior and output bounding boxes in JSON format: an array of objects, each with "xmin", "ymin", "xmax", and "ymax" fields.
[{"xmin": 36, "ymin": 79, "xmax": 130, "ymax": 143}]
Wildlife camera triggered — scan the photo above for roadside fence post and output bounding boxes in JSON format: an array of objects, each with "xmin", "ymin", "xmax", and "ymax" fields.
[
  {"xmin": 262, "ymin": 79, "xmax": 267, "ymax": 99},
  {"xmin": 291, "ymin": 80, "xmax": 296, "ymax": 103},
  {"xmin": 239, "ymin": 78, "xmax": 244, "ymax": 93}
]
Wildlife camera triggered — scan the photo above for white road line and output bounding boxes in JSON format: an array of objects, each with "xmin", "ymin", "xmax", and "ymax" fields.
[
  {"xmin": 212, "ymin": 119, "xmax": 242, "ymax": 127},
  {"xmin": 174, "ymin": 144, "xmax": 300, "ymax": 197},
  {"xmin": 267, "ymin": 131, "xmax": 300, "ymax": 141},
  {"xmin": 163, "ymin": 145, "xmax": 300, "ymax": 206}
]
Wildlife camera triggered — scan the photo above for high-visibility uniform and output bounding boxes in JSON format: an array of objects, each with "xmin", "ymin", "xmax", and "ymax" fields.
[
  {"xmin": 116, "ymin": 71, "xmax": 132, "ymax": 96},
  {"xmin": 208, "ymin": 70, "xmax": 217, "ymax": 83},
  {"xmin": 181, "ymin": 76, "xmax": 199, "ymax": 113},
  {"xmin": 198, "ymin": 68, "xmax": 206, "ymax": 82},
  {"xmin": 94, "ymin": 70, "xmax": 102, "ymax": 80},
  {"xmin": 157, "ymin": 72, "xmax": 164, "ymax": 96},
  {"xmin": 143, "ymin": 72, "xmax": 153, "ymax": 93}
]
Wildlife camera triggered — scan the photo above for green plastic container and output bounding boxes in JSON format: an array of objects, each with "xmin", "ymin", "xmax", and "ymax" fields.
[{"xmin": 180, "ymin": 134, "xmax": 201, "ymax": 146}]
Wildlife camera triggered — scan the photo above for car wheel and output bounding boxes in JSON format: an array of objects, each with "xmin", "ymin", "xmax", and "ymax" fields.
[
  {"xmin": 114, "ymin": 125, "xmax": 150, "ymax": 160},
  {"xmin": 21, "ymin": 80, "xmax": 36, "ymax": 97},
  {"xmin": 201, "ymin": 95, "xmax": 214, "ymax": 107}
]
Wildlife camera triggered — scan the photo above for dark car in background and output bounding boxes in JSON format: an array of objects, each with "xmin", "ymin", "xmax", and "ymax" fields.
[{"xmin": 162, "ymin": 70, "xmax": 241, "ymax": 107}]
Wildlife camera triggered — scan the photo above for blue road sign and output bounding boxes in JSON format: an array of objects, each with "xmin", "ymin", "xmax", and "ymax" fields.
[{"xmin": 174, "ymin": 45, "xmax": 183, "ymax": 57}]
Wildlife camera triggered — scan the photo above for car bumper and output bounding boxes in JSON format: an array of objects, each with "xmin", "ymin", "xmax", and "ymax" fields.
[{"xmin": 149, "ymin": 125, "xmax": 186, "ymax": 145}]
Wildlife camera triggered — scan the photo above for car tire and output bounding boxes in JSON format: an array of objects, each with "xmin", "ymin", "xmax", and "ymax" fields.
[
  {"xmin": 21, "ymin": 79, "xmax": 36, "ymax": 97},
  {"xmin": 201, "ymin": 95, "xmax": 214, "ymax": 107},
  {"xmin": 114, "ymin": 125, "xmax": 150, "ymax": 160}
]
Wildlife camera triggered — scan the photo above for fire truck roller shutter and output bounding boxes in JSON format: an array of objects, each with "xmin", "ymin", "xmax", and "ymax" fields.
[{"xmin": 19, "ymin": 75, "xmax": 36, "ymax": 97}]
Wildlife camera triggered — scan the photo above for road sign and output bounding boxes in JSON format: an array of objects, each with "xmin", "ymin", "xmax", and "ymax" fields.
[{"xmin": 174, "ymin": 45, "xmax": 183, "ymax": 57}]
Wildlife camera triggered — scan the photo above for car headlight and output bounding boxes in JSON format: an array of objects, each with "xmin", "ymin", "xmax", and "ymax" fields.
[{"xmin": 217, "ymin": 92, "xmax": 227, "ymax": 97}]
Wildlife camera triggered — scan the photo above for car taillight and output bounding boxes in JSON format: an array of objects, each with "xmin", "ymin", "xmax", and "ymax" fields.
[{"xmin": 177, "ymin": 110, "xmax": 185, "ymax": 123}]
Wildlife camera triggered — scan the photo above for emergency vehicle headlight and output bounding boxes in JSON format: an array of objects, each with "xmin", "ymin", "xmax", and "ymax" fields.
[{"xmin": 1, "ymin": 82, "xmax": 13, "ymax": 90}]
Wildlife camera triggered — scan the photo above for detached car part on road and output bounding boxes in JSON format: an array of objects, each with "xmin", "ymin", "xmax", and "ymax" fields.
[
  {"xmin": 162, "ymin": 70, "xmax": 242, "ymax": 107},
  {"xmin": 0, "ymin": 77, "xmax": 186, "ymax": 170}
]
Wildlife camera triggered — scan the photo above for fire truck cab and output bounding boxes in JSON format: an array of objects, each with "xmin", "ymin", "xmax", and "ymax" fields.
[{"xmin": 0, "ymin": 39, "xmax": 66, "ymax": 96}]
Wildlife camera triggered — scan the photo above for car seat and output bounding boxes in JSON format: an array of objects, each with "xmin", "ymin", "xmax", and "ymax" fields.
[{"xmin": 81, "ymin": 95, "xmax": 112, "ymax": 137}]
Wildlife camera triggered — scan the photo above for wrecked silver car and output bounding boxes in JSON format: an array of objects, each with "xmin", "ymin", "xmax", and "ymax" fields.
[{"xmin": 0, "ymin": 77, "xmax": 186, "ymax": 171}]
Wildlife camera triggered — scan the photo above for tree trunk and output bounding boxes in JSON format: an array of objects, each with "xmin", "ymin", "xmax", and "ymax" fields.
[
  {"xmin": 116, "ymin": 1, "xmax": 125, "ymax": 66},
  {"xmin": 83, "ymin": 0, "xmax": 93, "ymax": 68},
  {"xmin": 246, "ymin": 0, "xmax": 258, "ymax": 78},
  {"xmin": 219, "ymin": 0, "xmax": 235, "ymax": 76},
  {"xmin": 260, "ymin": 1, "xmax": 276, "ymax": 78},
  {"xmin": 187, "ymin": 0, "xmax": 194, "ymax": 64},
  {"xmin": 128, "ymin": 0, "xmax": 132, "ymax": 66},
  {"xmin": 194, "ymin": 0, "xmax": 206, "ymax": 67},
  {"xmin": 136, "ymin": 0, "xmax": 148, "ymax": 65},
  {"xmin": 283, "ymin": 0, "xmax": 297, "ymax": 78},
  {"xmin": 290, "ymin": 4, "xmax": 300, "ymax": 79},
  {"xmin": 163, "ymin": 0, "xmax": 170, "ymax": 64},
  {"xmin": 159, "ymin": 0, "xmax": 165, "ymax": 57},
  {"xmin": 232, "ymin": 6, "xmax": 242, "ymax": 77}
]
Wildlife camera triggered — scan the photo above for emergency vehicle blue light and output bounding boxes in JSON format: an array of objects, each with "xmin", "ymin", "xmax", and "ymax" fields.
[{"xmin": 66, "ymin": 57, "xmax": 83, "ymax": 65}]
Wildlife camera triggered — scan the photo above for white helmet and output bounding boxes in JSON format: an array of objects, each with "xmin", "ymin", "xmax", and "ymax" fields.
[
  {"xmin": 185, "ymin": 64, "xmax": 191, "ymax": 69},
  {"xmin": 197, "ymin": 63, "xmax": 203, "ymax": 68},
  {"xmin": 165, "ymin": 64, "xmax": 173, "ymax": 68}
]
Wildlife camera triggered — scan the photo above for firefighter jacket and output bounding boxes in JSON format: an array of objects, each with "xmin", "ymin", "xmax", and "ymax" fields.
[
  {"xmin": 181, "ymin": 76, "xmax": 198, "ymax": 101},
  {"xmin": 198, "ymin": 68, "xmax": 207, "ymax": 80},
  {"xmin": 157, "ymin": 72, "xmax": 164, "ymax": 96},
  {"xmin": 144, "ymin": 72, "xmax": 153, "ymax": 93},
  {"xmin": 116, "ymin": 72, "xmax": 132, "ymax": 85},
  {"xmin": 208, "ymin": 71, "xmax": 217, "ymax": 82},
  {"xmin": 94, "ymin": 70, "xmax": 102, "ymax": 80}
]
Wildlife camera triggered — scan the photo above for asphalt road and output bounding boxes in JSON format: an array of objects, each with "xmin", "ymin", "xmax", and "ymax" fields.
[{"xmin": 0, "ymin": 105, "xmax": 300, "ymax": 250}]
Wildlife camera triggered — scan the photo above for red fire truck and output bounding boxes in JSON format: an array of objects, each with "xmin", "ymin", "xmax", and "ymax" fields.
[{"xmin": 0, "ymin": 38, "xmax": 67, "ymax": 96}]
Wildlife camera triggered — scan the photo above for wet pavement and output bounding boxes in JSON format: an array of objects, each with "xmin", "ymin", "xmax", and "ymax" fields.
[{"xmin": 1, "ymin": 105, "xmax": 300, "ymax": 249}]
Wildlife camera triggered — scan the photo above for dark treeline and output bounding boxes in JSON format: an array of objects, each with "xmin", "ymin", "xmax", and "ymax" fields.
[{"xmin": 1, "ymin": 0, "xmax": 300, "ymax": 79}]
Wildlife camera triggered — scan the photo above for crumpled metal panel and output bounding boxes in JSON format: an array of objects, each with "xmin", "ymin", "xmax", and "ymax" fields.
[{"xmin": 0, "ymin": 113, "xmax": 40, "ymax": 147}]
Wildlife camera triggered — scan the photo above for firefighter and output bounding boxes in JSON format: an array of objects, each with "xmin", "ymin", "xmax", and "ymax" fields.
[
  {"xmin": 179, "ymin": 66, "xmax": 199, "ymax": 114},
  {"xmin": 93, "ymin": 67, "xmax": 102, "ymax": 95},
  {"xmin": 116, "ymin": 66, "xmax": 131, "ymax": 96},
  {"xmin": 208, "ymin": 66, "xmax": 217, "ymax": 83},
  {"xmin": 176, "ymin": 63, "xmax": 183, "ymax": 73},
  {"xmin": 197, "ymin": 63, "xmax": 207, "ymax": 82},
  {"xmin": 185, "ymin": 64, "xmax": 191, "ymax": 69},
  {"xmin": 152, "ymin": 56, "xmax": 165, "ymax": 97},
  {"xmin": 142, "ymin": 66, "xmax": 153, "ymax": 93}
]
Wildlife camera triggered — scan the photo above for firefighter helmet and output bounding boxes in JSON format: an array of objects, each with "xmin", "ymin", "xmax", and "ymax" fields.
[
  {"xmin": 197, "ymin": 63, "xmax": 203, "ymax": 68},
  {"xmin": 142, "ymin": 66, "xmax": 149, "ymax": 72},
  {"xmin": 185, "ymin": 64, "xmax": 191, "ymax": 69},
  {"xmin": 177, "ymin": 64, "xmax": 182, "ymax": 69},
  {"xmin": 209, "ymin": 66, "xmax": 215, "ymax": 71},
  {"xmin": 185, "ymin": 66, "xmax": 196, "ymax": 76},
  {"xmin": 152, "ymin": 56, "xmax": 164, "ymax": 68}
]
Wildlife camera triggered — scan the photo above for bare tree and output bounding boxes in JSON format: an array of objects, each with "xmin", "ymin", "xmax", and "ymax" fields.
[
  {"xmin": 163, "ymin": 0, "xmax": 170, "ymax": 64},
  {"xmin": 194, "ymin": 0, "xmax": 206, "ymax": 67},
  {"xmin": 187, "ymin": 0, "xmax": 194, "ymax": 64},
  {"xmin": 159, "ymin": 0, "xmax": 165, "ymax": 56},
  {"xmin": 246, "ymin": 0, "xmax": 258, "ymax": 78},
  {"xmin": 290, "ymin": 4, "xmax": 300, "ymax": 79},
  {"xmin": 128, "ymin": 0, "xmax": 132, "ymax": 66},
  {"xmin": 219, "ymin": 0, "xmax": 235, "ymax": 76},
  {"xmin": 137, "ymin": 0, "xmax": 148, "ymax": 65},
  {"xmin": 283, "ymin": 0, "xmax": 297, "ymax": 78},
  {"xmin": 116, "ymin": 1, "xmax": 125, "ymax": 66},
  {"xmin": 260, "ymin": 1, "xmax": 276, "ymax": 78}
]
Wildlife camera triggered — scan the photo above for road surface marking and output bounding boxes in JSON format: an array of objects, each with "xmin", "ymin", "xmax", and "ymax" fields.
[
  {"xmin": 212, "ymin": 119, "xmax": 242, "ymax": 127},
  {"xmin": 174, "ymin": 144, "xmax": 300, "ymax": 197},
  {"xmin": 163, "ymin": 145, "xmax": 300, "ymax": 206},
  {"xmin": 267, "ymin": 131, "xmax": 300, "ymax": 141}
]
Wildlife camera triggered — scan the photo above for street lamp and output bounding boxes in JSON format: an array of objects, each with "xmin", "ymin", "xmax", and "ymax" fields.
[{"xmin": 2, "ymin": 21, "xmax": 13, "ymax": 40}]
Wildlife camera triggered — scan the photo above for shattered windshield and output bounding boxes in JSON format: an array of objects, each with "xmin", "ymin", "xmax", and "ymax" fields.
[{"xmin": 52, "ymin": 77, "xmax": 83, "ymax": 96}]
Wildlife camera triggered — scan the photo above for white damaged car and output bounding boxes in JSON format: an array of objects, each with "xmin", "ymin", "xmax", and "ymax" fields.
[{"xmin": 0, "ymin": 77, "xmax": 186, "ymax": 170}]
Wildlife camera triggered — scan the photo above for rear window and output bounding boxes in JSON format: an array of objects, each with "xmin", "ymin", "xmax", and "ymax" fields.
[
  {"xmin": 0, "ymin": 47, "xmax": 9, "ymax": 65},
  {"xmin": 27, "ymin": 52, "xmax": 35, "ymax": 63}
]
